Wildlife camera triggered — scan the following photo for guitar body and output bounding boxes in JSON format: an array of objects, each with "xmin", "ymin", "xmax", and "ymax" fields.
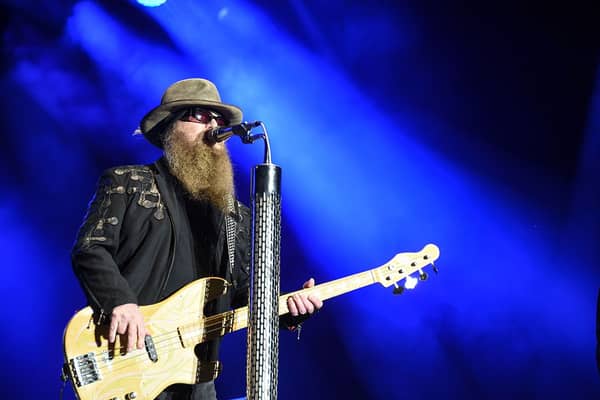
[{"xmin": 63, "ymin": 277, "xmax": 229, "ymax": 400}]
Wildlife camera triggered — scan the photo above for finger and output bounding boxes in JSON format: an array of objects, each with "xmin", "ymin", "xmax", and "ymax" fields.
[
  {"xmin": 302, "ymin": 296, "xmax": 315, "ymax": 314},
  {"xmin": 294, "ymin": 295, "xmax": 307, "ymax": 314},
  {"xmin": 137, "ymin": 321, "xmax": 146, "ymax": 350},
  {"xmin": 116, "ymin": 319, "xmax": 128, "ymax": 355},
  {"xmin": 287, "ymin": 297, "xmax": 298, "ymax": 316},
  {"xmin": 308, "ymin": 294, "xmax": 323, "ymax": 310},
  {"xmin": 117, "ymin": 316, "xmax": 128, "ymax": 335},
  {"xmin": 127, "ymin": 322, "xmax": 137, "ymax": 353},
  {"xmin": 303, "ymin": 278, "xmax": 315, "ymax": 289},
  {"xmin": 109, "ymin": 319, "xmax": 118, "ymax": 343}
]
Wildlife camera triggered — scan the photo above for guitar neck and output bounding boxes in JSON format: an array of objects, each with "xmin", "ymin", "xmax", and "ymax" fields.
[
  {"xmin": 278, "ymin": 269, "xmax": 377, "ymax": 312},
  {"xmin": 183, "ymin": 244, "xmax": 438, "ymax": 346},
  {"xmin": 222, "ymin": 269, "xmax": 377, "ymax": 334}
]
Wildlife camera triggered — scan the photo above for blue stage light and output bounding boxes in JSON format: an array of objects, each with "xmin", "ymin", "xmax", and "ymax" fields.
[
  {"xmin": 7, "ymin": 0, "xmax": 596, "ymax": 398},
  {"xmin": 137, "ymin": 0, "xmax": 167, "ymax": 7}
]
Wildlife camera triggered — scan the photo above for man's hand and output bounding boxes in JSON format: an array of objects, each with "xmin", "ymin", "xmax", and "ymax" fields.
[
  {"xmin": 109, "ymin": 303, "xmax": 147, "ymax": 353},
  {"xmin": 287, "ymin": 278, "xmax": 323, "ymax": 317}
]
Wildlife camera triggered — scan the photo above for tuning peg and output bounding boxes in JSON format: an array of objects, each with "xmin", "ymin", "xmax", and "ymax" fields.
[
  {"xmin": 432, "ymin": 262, "xmax": 439, "ymax": 274},
  {"xmin": 419, "ymin": 271, "xmax": 428, "ymax": 281},
  {"xmin": 393, "ymin": 283, "xmax": 404, "ymax": 295}
]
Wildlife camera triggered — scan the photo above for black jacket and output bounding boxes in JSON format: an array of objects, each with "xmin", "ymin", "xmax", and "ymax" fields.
[{"xmin": 71, "ymin": 158, "xmax": 251, "ymax": 325}]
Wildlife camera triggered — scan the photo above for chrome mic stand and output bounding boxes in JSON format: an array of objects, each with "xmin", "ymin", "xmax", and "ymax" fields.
[{"xmin": 224, "ymin": 122, "xmax": 280, "ymax": 400}]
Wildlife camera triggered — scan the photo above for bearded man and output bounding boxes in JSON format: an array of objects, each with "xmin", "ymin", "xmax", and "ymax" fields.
[{"xmin": 71, "ymin": 78, "xmax": 322, "ymax": 400}]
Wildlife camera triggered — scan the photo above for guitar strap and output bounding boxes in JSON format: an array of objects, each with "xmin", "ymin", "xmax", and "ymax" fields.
[{"xmin": 224, "ymin": 196, "xmax": 237, "ymax": 288}]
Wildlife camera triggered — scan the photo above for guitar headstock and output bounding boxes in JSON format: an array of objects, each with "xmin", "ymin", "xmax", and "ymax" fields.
[{"xmin": 373, "ymin": 244, "xmax": 440, "ymax": 294}]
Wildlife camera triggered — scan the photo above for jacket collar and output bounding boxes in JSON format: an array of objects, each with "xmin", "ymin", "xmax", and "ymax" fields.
[{"xmin": 153, "ymin": 157, "xmax": 187, "ymax": 232}]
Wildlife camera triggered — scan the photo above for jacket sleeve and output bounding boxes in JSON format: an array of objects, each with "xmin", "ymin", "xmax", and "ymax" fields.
[{"xmin": 71, "ymin": 169, "xmax": 137, "ymax": 322}]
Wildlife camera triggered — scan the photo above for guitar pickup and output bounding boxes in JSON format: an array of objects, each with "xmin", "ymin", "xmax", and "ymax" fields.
[{"xmin": 145, "ymin": 334, "xmax": 158, "ymax": 362}]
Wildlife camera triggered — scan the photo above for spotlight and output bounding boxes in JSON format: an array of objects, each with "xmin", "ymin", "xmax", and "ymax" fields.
[{"xmin": 137, "ymin": 0, "xmax": 167, "ymax": 7}]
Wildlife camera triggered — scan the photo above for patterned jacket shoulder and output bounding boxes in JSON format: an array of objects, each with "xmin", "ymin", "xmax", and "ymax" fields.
[{"xmin": 102, "ymin": 164, "xmax": 165, "ymax": 220}]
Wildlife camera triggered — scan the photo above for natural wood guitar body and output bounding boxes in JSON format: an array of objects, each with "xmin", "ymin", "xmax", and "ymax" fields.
[{"xmin": 63, "ymin": 277, "xmax": 228, "ymax": 400}]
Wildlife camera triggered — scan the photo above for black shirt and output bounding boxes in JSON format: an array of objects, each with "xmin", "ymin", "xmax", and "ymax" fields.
[{"xmin": 163, "ymin": 190, "xmax": 226, "ymax": 298}]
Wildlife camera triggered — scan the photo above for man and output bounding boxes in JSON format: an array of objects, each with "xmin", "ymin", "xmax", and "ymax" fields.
[{"xmin": 71, "ymin": 78, "xmax": 322, "ymax": 399}]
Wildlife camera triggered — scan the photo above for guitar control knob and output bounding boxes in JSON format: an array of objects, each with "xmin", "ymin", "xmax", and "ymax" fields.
[{"xmin": 126, "ymin": 392, "xmax": 137, "ymax": 399}]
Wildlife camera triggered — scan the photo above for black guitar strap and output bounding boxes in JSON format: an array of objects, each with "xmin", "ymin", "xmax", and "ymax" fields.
[{"xmin": 224, "ymin": 196, "xmax": 237, "ymax": 288}]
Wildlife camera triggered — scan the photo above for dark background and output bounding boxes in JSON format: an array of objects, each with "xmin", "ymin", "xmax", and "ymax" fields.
[{"xmin": 1, "ymin": 1, "xmax": 598, "ymax": 399}]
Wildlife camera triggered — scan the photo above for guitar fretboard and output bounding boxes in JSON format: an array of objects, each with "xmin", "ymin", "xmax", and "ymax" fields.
[
  {"xmin": 184, "ymin": 243, "xmax": 439, "ymax": 345},
  {"xmin": 215, "ymin": 269, "xmax": 377, "ymax": 334}
]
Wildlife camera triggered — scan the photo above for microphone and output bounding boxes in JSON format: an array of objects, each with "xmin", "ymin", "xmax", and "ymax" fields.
[{"xmin": 208, "ymin": 121, "xmax": 262, "ymax": 143}]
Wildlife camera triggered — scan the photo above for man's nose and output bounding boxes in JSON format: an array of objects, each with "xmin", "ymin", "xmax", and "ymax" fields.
[{"xmin": 208, "ymin": 118, "xmax": 219, "ymax": 129}]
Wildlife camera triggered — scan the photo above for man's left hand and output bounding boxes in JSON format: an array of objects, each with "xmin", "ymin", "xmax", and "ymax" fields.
[{"xmin": 286, "ymin": 278, "xmax": 323, "ymax": 317}]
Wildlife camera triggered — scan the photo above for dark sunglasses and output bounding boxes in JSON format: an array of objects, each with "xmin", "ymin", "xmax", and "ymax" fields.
[{"xmin": 181, "ymin": 108, "xmax": 228, "ymax": 127}]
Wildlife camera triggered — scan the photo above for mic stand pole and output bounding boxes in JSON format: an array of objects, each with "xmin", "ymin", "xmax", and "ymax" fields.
[{"xmin": 237, "ymin": 123, "xmax": 281, "ymax": 400}]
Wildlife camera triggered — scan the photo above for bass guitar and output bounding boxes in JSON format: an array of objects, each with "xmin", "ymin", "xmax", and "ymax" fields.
[{"xmin": 63, "ymin": 243, "xmax": 440, "ymax": 400}]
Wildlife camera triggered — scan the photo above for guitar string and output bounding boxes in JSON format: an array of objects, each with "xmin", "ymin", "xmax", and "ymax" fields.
[
  {"xmin": 91, "ymin": 289, "xmax": 326, "ymax": 375},
  {"xmin": 75, "ymin": 273, "xmax": 387, "ymax": 376},
  {"xmin": 88, "ymin": 289, "xmax": 345, "ymax": 378},
  {"xmin": 80, "ymin": 278, "xmax": 359, "ymax": 374},
  {"xmin": 91, "ymin": 293, "xmax": 301, "ymax": 375},
  {"xmin": 84, "ymin": 336, "xmax": 202, "ymax": 378},
  {"xmin": 90, "ymin": 318, "xmax": 248, "ymax": 376},
  {"xmin": 86, "ymin": 292, "xmax": 289, "ymax": 369},
  {"xmin": 91, "ymin": 289, "xmax": 327, "ymax": 375},
  {"xmin": 71, "ymin": 260, "xmax": 433, "ymax": 383},
  {"xmin": 91, "ymin": 288, "xmax": 317, "ymax": 371},
  {"xmin": 90, "ymin": 308, "xmax": 251, "ymax": 372}
]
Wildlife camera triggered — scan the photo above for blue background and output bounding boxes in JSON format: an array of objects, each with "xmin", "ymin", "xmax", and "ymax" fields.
[{"xmin": 1, "ymin": 1, "xmax": 599, "ymax": 399}]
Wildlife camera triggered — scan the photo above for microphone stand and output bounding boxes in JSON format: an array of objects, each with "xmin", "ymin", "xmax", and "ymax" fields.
[{"xmin": 228, "ymin": 122, "xmax": 280, "ymax": 400}]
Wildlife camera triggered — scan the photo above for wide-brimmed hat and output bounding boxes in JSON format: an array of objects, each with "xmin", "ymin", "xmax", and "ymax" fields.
[{"xmin": 140, "ymin": 78, "xmax": 243, "ymax": 148}]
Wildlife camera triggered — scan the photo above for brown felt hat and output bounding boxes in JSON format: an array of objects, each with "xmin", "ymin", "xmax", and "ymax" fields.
[{"xmin": 139, "ymin": 78, "xmax": 243, "ymax": 148}]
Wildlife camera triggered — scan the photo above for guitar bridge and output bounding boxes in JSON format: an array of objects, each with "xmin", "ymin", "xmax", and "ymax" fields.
[{"xmin": 69, "ymin": 352, "xmax": 102, "ymax": 387}]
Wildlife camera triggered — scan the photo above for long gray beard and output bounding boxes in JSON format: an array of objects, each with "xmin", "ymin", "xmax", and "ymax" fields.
[{"xmin": 164, "ymin": 127, "xmax": 235, "ymax": 212}]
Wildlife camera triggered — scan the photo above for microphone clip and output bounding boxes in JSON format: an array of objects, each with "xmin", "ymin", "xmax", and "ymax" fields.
[
  {"xmin": 208, "ymin": 121, "xmax": 262, "ymax": 144},
  {"xmin": 209, "ymin": 120, "xmax": 273, "ymax": 164}
]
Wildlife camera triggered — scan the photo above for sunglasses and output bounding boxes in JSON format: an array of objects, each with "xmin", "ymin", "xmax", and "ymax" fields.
[{"xmin": 181, "ymin": 108, "xmax": 228, "ymax": 127}]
